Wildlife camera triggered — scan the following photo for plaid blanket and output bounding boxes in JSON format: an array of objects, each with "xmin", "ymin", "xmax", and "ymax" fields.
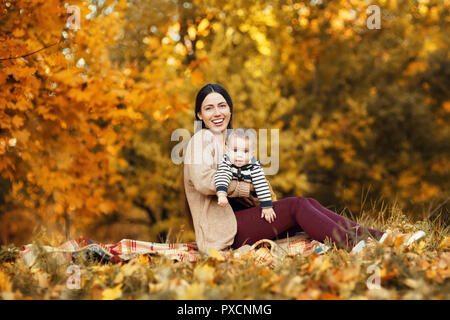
[{"xmin": 18, "ymin": 233, "xmax": 329, "ymax": 268}]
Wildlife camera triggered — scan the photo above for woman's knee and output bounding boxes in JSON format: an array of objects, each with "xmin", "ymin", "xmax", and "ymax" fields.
[
  {"xmin": 279, "ymin": 197, "xmax": 310, "ymax": 218},
  {"xmin": 294, "ymin": 196, "xmax": 320, "ymax": 214},
  {"xmin": 293, "ymin": 196, "xmax": 310, "ymax": 213},
  {"xmin": 295, "ymin": 196, "xmax": 311, "ymax": 206}
]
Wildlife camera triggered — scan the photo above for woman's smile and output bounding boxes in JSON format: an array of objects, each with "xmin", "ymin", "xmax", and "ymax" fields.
[{"xmin": 212, "ymin": 118, "xmax": 225, "ymax": 126}]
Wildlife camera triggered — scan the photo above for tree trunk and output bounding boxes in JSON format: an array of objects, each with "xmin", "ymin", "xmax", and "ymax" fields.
[{"xmin": 64, "ymin": 209, "xmax": 71, "ymax": 241}]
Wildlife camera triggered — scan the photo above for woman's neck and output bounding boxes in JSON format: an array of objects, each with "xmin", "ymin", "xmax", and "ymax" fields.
[{"xmin": 210, "ymin": 129, "xmax": 226, "ymax": 148}]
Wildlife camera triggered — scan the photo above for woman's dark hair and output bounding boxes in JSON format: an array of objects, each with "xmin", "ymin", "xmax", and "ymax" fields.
[
  {"xmin": 183, "ymin": 83, "xmax": 234, "ymax": 231},
  {"xmin": 194, "ymin": 83, "xmax": 234, "ymax": 131}
]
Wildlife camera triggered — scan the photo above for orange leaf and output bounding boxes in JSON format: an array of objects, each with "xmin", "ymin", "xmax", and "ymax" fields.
[
  {"xmin": 13, "ymin": 29, "xmax": 25, "ymax": 38},
  {"xmin": 439, "ymin": 237, "xmax": 450, "ymax": 250},
  {"xmin": 319, "ymin": 293, "xmax": 342, "ymax": 300},
  {"xmin": 191, "ymin": 69, "xmax": 204, "ymax": 85},
  {"xmin": 208, "ymin": 248, "xmax": 226, "ymax": 262},
  {"xmin": 12, "ymin": 115, "xmax": 24, "ymax": 128}
]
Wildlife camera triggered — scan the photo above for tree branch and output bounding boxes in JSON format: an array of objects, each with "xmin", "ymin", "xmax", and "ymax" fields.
[
  {"xmin": 133, "ymin": 199, "xmax": 157, "ymax": 224},
  {"xmin": 0, "ymin": 40, "xmax": 61, "ymax": 61}
]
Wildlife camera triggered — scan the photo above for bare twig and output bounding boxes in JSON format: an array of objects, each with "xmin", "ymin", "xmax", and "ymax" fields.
[{"xmin": 0, "ymin": 40, "xmax": 61, "ymax": 61}]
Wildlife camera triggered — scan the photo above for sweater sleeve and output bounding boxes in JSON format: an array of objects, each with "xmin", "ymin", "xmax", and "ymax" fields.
[
  {"xmin": 184, "ymin": 131, "xmax": 251, "ymax": 198},
  {"xmin": 214, "ymin": 158, "xmax": 233, "ymax": 194},
  {"xmin": 250, "ymin": 163, "xmax": 273, "ymax": 208}
]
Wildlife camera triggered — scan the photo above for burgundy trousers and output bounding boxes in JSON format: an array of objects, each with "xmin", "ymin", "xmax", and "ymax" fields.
[{"xmin": 231, "ymin": 196, "xmax": 385, "ymax": 250}]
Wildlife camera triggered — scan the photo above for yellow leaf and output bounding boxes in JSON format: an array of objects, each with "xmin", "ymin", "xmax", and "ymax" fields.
[
  {"xmin": 197, "ymin": 19, "xmax": 210, "ymax": 33},
  {"xmin": 102, "ymin": 283, "xmax": 123, "ymax": 300},
  {"xmin": 13, "ymin": 29, "xmax": 25, "ymax": 38},
  {"xmin": 187, "ymin": 25, "xmax": 196, "ymax": 40},
  {"xmin": 191, "ymin": 69, "xmax": 204, "ymax": 85},
  {"xmin": 54, "ymin": 203, "xmax": 65, "ymax": 215},
  {"xmin": 113, "ymin": 272, "xmax": 124, "ymax": 284},
  {"xmin": 319, "ymin": 293, "xmax": 342, "ymax": 300},
  {"xmin": 208, "ymin": 248, "xmax": 225, "ymax": 262},
  {"xmin": 153, "ymin": 110, "xmax": 161, "ymax": 120},
  {"xmin": 318, "ymin": 155, "xmax": 334, "ymax": 169},
  {"xmin": 138, "ymin": 254, "xmax": 150, "ymax": 266},
  {"xmin": 52, "ymin": 69, "xmax": 84, "ymax": 86},
  {"xmin": 0, "ymin": 270, "xmax": 13, "ymax": 292},
  {"xmin": 179, "ymin": 282, "xmax": 205, "ymax": 300},
  {"xmin": 0, "ymin": 140, "xmax": 5, "ymax": 155},
  {"xmin": 195, "ymin": 40, "xmax": 205, "ymax": 50},
  {"xmin": 12, "ymin": 115, "xmax": 24, "ymax": 128},
  {"xmin": 394, "ymin": 235, "xmax": 407, "ymax": 248},
  {"xmin": 443, "ymin": 101, "xmax": 450, "ymax": 113},
  {"xmin": 314, "ymin": 255, "xmax": 332, "ymax": 280},
  {"xmin": 380, "ymin": 267, "xmax": 399, "ymax": 281},
  {"xmin": 398, "ymin": 172, "xmax": 418, "ymax": 188},
  {"xmin": 403, "ymin": 278, "xmax": 420, "ymax": 289},
  {"xmin": 439, "ymin": 236, "xmax": 450, "ymax": 250},
  {"xmin": 193, "ymin": 264, "xmax": 215, "ymax": 283},
  {"xmin": 149, "ymin": 282, "xmax": 165, "ymax": 293},
  {"xmin": 117, "ymin": 158, "xmax": 128, "ymax": 168},
  {"xmin": 413, "ymin": 240, "xmax": 426, "ymax": 254}
]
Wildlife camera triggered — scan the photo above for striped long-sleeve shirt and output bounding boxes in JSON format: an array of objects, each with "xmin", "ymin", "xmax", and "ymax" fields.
[{"xmin": 214, "ymin": 154, "xmax": 273, "ymax": 208}]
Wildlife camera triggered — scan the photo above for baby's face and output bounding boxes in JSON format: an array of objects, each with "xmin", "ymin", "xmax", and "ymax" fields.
[{"xmin": 226, "ymin": 136, "xmax": 253, "ymax": 167}]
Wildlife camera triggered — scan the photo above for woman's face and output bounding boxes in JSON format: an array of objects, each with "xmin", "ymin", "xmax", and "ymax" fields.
[{"xmin": 197, "ymin": 92, "xmax": 231, "ymax": 134}]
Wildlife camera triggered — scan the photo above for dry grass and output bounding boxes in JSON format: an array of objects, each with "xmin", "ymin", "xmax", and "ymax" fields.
[{"xmin": 0, "ymin": 199, "xmax": 448, "ymax": 300}]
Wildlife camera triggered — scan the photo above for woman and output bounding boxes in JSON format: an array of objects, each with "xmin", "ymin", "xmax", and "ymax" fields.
[{"xmin": 182, "ymin": 83, "xmax": 385, "ymax": 255}]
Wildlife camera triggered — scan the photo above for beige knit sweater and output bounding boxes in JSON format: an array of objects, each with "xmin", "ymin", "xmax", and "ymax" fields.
[{"xmin": 183, "ymin": 128, "xmax": 252, "ymax": 254}]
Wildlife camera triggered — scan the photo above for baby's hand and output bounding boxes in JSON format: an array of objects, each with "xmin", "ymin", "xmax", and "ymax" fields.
[
  {"xmin": 261, "ymin": 207, "xmax": 276, "ymax": 223},
  {"xmin": 217, "ymin": 193, "xmax": 229, "ymax": 207}
]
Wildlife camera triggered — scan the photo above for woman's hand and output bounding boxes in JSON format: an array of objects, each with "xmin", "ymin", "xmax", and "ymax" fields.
[
  {"xmin": 249, "ymin": 183, "xmax": 255, "ymax": 192},
  {"xmin": 261, "ymin": 207, "xmax": 276, "ymax": 223}
]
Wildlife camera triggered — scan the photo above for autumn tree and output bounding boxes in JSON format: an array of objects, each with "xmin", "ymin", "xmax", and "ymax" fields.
[
  {"xmin": 1, "ymin": 0, "xmax": 448, "ymax": 245},
  {"xmin": 0, "ymin": 0, "xmax": 187, "ymax": 244},
  {"xmin": 111, "ymin": 0, "xmax": 449, "ymax": 234}
]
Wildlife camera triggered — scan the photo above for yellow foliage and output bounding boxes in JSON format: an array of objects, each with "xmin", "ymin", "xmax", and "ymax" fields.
[
  {"xmin": 439, "ymin": 237, "xmax": 450, "ymax": 250},
  {"xmin": 208, "ymin": 248, "xmax": 226, "ymax": 262},
  {"xmin": 193, "ymin": 264, "xmax": 215, "ymax": 284},
  {"xmin": 443, "ymin": 101, "xmax": 450, "ymax": 113},
  {"xmin": 102, "ymin": 284, "xmax": 123, "ymax": 300},
  {"xmin": 0, "ymin": 270, "xmax": 13, "ymax": 292},
  {"xmin": 179, "ymin": 282, "xmax": 206, "ymax": 300},
  {"xmin": 318, "ymin": 155, "xmax": 334, "ymax": 169}
]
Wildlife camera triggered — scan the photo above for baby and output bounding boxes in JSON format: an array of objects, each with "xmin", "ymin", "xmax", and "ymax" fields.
[{"xmin": 214, "ymin": 128, "xmax": 276, "ymax": 221}]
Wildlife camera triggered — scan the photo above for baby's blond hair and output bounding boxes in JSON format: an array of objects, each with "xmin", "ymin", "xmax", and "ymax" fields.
[{"xmin": 226, "ymin": 128, "xmax": 257, "ymax": 155}]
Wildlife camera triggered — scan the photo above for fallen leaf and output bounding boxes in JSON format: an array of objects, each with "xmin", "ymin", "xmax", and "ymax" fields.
[
  {"xmin": 439, "ymin": 236, "xmax": 450, "ymax": 250},
  {"xmin": 380, "ymin": 267, "xmax": 399, "ymax": 281},
  {"xmin": 0, "ymin": 270, "xmax": 12, "ymax": 292},
  {"xmin": 102, "ymin": 283, "xmax": 123, "ymax": 300},
  {"xmin": 319, "ymin": 293, "xmax": 342, "ymax": 300},
  {"xmin": 138, "ymin": 254, "xmax": 150, "ymax": 266},
  {"xmin": 193, "ymin": 264, "xmax": 215, "ymax": 283},
  {"xmin": 209, "ymin": 248, "xmax": 225, "ymax": 262},
  {"xmin": 179, "ymin": 282, "xmax": 206, "ymax": 300}
]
